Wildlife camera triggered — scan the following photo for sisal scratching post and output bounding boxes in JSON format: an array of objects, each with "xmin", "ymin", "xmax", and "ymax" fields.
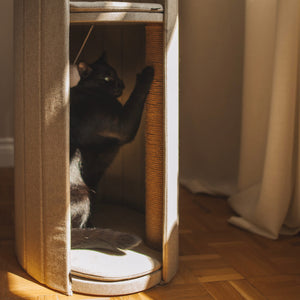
[{"xmin": 145, "ymin": 24, "xmax": 164, "ymax": 250}]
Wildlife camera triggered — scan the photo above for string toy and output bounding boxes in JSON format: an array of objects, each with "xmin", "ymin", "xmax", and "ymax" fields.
[{"xmin": 73, "ymin": 24, "xmax": 95, "ymax": 64}]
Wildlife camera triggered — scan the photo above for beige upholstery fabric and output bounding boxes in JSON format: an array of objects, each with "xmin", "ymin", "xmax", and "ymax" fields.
[
  {"xmin": 14, "ymin": 0, "xmax": 71, "ymax": 295},
  {"xmin": 162, "ymin": 0, "xmax": 179, "ymax": 283},
  {"xmin": 229, "ymin": 0, "xmax": 300, "ymax": 239}
]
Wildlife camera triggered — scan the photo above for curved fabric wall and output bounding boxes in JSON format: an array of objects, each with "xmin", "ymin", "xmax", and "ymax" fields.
[{"xmin": 14, "ymin": 0, "xmax": 71, "ymax": 295}]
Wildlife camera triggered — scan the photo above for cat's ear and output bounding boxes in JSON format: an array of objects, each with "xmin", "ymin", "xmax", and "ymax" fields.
[
  {"xmin": 77, "ymin": 62, "xmax": 92, "ymax": 79},
  {"xmin": 94, "ymin": 51, "xmax": 107, "ymax": 64}
]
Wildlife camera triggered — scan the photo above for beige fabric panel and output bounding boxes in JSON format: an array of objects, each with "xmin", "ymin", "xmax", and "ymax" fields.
[
  {"xmin": 41, "ymin": 0, "xmax": 71, "ymax": 294},
  {"xmin": 14, "ymin": 0, "xmax": 26, "ymax": 270},
  {"xmin": 24, "ymin": 0, "xmax": 44, "ymax": 281},
  {"xmin": 14, "ymin": 0, "xmax": 71, "ymax": 295},
  {"xmin": 162, "ymin": 0, "xmax": 179, "ymax": 283}
]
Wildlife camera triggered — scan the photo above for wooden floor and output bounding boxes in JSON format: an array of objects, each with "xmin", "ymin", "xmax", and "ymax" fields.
[{"xmin": 1, "ymin": 167, "xmax": 300, "ymax": 299}]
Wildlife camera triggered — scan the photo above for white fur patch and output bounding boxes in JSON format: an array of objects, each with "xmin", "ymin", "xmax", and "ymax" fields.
[{"xmin": 70, "ymin": 64, "xmax": 80, "ymax": 87}]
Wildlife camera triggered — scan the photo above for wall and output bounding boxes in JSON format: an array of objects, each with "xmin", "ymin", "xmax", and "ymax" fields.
[
  {"xmin": 0, "ymin": 0, "xmax": 14, "ymax": 166},
  {"xmin": 179, "ymin": 0, "xmax": 245, "ymax": 195}
]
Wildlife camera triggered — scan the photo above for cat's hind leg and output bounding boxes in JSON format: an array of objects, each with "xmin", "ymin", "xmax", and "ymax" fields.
[{"xmin": 71, "ymin": 184, "xmax": 90, "ymax": 228}]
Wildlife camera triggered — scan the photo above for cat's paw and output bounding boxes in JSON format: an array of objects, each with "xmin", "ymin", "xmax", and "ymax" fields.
[{"xmin": 137, "ymin": 66, "xmax": 154, "ymax": 86}]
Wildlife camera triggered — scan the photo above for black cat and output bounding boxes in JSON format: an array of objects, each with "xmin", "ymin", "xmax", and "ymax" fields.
[{"xmin": 70, "ymin": 53, "xmax": 154, "ymax": 249}]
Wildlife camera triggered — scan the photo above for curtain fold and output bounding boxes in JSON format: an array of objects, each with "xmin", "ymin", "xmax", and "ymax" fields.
[{"xmin": 229, "ymin": 0, "xmax": 300, "ymax": 239}]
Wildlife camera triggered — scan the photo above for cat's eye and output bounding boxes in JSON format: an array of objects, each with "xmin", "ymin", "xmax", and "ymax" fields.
[{"xmin": 104, "ymin": 76, "xmax": 111, "ymax": 82}]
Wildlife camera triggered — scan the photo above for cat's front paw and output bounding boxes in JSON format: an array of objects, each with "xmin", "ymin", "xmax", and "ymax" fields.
[{"xmin": 137, "ymin": 66, "xmax": 154, "ymax": 86}]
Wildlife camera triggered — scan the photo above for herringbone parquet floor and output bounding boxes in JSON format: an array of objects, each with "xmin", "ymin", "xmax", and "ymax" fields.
[{"xmin": 1, "ymin": 168, "xmax": 300, "ymax": 299}]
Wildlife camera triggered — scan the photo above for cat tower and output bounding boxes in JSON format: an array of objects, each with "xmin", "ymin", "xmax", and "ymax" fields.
[{"xmin": 14, "ymin": 0, "xmax": 178, "ymax": 296}]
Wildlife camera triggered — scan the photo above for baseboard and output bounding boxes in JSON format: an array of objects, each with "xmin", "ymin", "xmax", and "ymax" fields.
[
  {"xmin": 0, "ymin": 138, "xmax": 14, "ymax": 167},
  {"xmin": 180, "ymin": 177, "xmax": 237, "ymax": 197}
]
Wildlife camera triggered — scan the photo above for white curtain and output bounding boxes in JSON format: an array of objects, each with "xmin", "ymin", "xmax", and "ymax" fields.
[{"xmin": 228, "ymin": 0, "xmax": 300, "ymax": 239}]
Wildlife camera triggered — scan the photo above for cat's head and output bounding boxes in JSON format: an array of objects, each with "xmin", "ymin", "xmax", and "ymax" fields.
[{"xmin": 77, "ymin": 52, "xmax": 125, "ymax": 97}]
